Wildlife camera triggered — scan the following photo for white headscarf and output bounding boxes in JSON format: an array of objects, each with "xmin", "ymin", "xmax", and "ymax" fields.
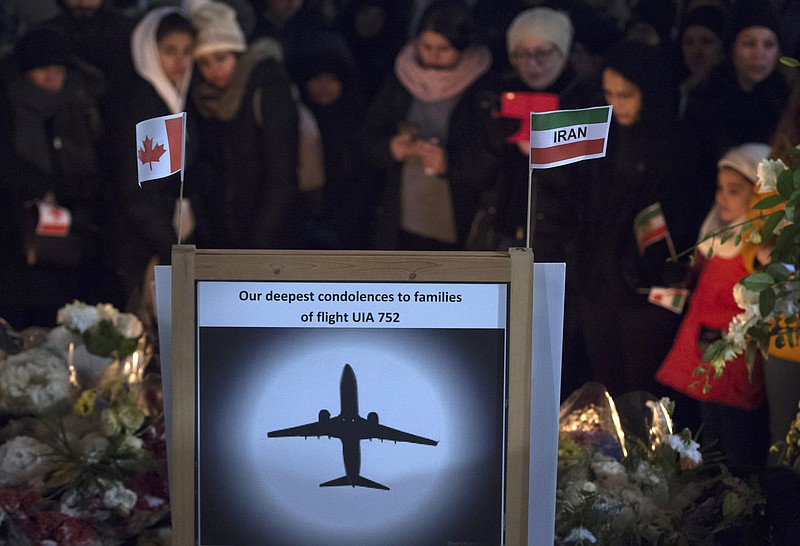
[{"xmin": 131, "ymin": 6, "xmax": 194, "ymax": 114}]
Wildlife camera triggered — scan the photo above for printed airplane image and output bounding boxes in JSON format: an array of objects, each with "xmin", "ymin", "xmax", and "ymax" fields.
[{"xmin": 268, "ymin": 364, "xmax": 437, "ymax": 490}]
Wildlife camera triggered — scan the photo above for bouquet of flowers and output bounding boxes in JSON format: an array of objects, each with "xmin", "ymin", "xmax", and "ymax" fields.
[
  {"xmin": 57, "ymin": 302, "xmax": 144, "ymax": 361},
  {"xmin": 555, "ymin": 383, "xmax": 764, "ymax": 545},
  {"xmin": 0, "ymin": 304, "xmax": 169, "ymax": 545}
]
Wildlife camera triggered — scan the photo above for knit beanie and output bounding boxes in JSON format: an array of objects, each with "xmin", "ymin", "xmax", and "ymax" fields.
[
  {"xmin": 717, "ymin": 143, "xmax": 771, "ymax": 184},
  {"xmin": 192, "ymin": 1, "xmax": 246, "ymax": 59},
  {"xmin": 506, "ymin": 8, "xmax": 573, "ymax": 57},
  {"xmin": 14, "ymin": 25, "xmax": 71, "ymax": 72},
  {"xmin": 729, "ymin": 0, "xmax": 780, "ymax": 46}
]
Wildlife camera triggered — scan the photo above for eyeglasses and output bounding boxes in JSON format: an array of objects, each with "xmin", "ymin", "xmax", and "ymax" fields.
[{"xmin": 511, "ymin": 45, "xmax": 561, "ymax": 64}]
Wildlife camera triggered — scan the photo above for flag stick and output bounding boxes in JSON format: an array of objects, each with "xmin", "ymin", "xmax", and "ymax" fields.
[
  {"xmin": 177, "ymin": 112, "xmax": 187, "ymax": 246},
  {"xmin": 526, "ymin": 167, "xmax": 533, "ymax": 249},
  {"xmin": 665, "ymin": 232, "xmax": 677, "ymax": 261}
]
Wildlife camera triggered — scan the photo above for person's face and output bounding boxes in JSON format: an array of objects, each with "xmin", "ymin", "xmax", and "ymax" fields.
[
  {"xmin": 158, "ymin": 31, "xmax": 194, "ymax": 87},
  {"xmin": 265, "ymin": 0, "xmax": 303, "ymax": 21},
  {"xmin": 197, "ymin": 50, "xmax": 238, "ymax": 89},
  {"xmin": 26, "ymin": 65, "xmax": 66, "ymax": 92},
  {"xmin": 682, "ymin": 25, "xmax": 724, "ymax": 80},
  {"xmin": 510, "ymin": 36, "xmax": 566, "ymax": 90},
  {"xmin": 732, "ymin": 26, "xmax": 779, "ymax": 91},
  {"xmin": 415, "ymin": 30, "xmax": 462, "ymax": 70},
  {"xmin": 306, "ymin": 72, "xmax": 343, "ymax": 106},
  {"xmin": 63, "ymin": 0, "xmax": 104, "ymax": 19},
  {"xmin": 602, "ymin": 67, "xmax": 642, "ymax": 126},
  {"xmin": 716, "ymin": 168, "xmax": 753, "ymax": 223}
]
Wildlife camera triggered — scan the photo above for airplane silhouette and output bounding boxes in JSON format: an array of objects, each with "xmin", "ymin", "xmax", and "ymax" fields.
[{"xmin": 267, "ymin": 364, "xmax": 437, "ymax": 490}]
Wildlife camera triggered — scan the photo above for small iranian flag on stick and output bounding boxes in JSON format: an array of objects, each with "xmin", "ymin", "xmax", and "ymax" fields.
[
  {"xmin": 648, "ymin": 287, "xmax": 689, "ymax": 314},
  {"xmin": 529, "ymin": 105, "xmax": 611, "ymax": 168},
  {"xmin": 136, "ymin": 112, "xmax": 186, "ymax": 186},
  {"xmin": 634, "ymin": 202, "xmax": 674, "ymax": 255}
]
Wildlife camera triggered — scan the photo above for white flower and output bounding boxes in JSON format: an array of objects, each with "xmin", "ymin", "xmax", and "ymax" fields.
[
  {"xmin": 634, "ymin": 461, "xmax": 661, "ymax": 486},
  {"xmin": 563, "ymin": 527, "xmax": 597, "ymax": 544},
  {"xmin": 756, "ymin": 158, "xmax": 787, "ymax": 194},
  {"xmin": 732, "ymin": 283, "xmax": 761, "ymax": 318},
  {"xmin": 57, "ymin": 302, "xmax": 99, "ymax": 333},
  {"xmin": 0, "ymin": 435, "xmax": 52, "ymax": 487},
  {"xmin": 667, "ymin": 434, "xmax": 702, "ymax": 467},
  {"xmin": 95, "ymin": 303, "xmax": 120, "ymax": 323},
  {"xmin": 114, "ymin": 312, "xmax": 143, "ymax": 339},
  {"xmin": 0, "ymin": 348, "xmax": 71, "ymax": 414},
  {"xmin": 100, "ymin": 479, "xmax": 137, "ymax": 514}
]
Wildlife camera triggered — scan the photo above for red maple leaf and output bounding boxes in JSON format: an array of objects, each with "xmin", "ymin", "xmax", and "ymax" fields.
[{"xmin": 138, "ymin": 135, "xmax": 166, "ymax": 170}]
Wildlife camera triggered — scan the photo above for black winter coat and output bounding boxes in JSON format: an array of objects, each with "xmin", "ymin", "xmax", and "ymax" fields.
[{"xmin": 361, "ymin": 72, "xmax": 500, "ymax": 249}]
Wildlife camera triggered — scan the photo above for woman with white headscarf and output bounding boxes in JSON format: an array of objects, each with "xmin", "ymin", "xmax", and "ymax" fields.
[{"xmin": 105, "ymin": 6, "xmax": 208, "ymax": 307}]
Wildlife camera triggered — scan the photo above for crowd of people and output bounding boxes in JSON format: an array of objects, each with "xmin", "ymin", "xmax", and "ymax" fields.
[{"xmin": 1, "ymin": 0, "xmax": 800, "ymax": 471}]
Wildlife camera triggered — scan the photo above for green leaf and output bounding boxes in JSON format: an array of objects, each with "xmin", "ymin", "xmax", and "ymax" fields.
[
  {"xmin": 781, "ymin": 56, "xmax": 800, "ymax": 67},
  {"xmin": 759, "ymin": 287, "xmax": 776, "ymax": 316},
  {"xmin": 745, "ymin": 344, "xmax": 757, "ymax": 381},
  {"xmin": 753, "ymin": 194, "xmax": 787, "ymax": 210},
  {"xmin": 740, "ymin": 272, "xmax": 775, "ymax": 292},
  {"xmin": 761, "ymin": 211, "xmax": 785, "ymax": 241},
  {"xmin": 778, "ymin": 169, "xmax": 795, "ymax": 197},
  {"xmin": 765, "ymin": 262, "xmax": 792, "ymax": 282}
]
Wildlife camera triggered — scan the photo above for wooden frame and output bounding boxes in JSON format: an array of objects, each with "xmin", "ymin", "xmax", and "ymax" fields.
[{"xmin": 171, "ymin": 246, "xmax": 533, "ymax": 545}]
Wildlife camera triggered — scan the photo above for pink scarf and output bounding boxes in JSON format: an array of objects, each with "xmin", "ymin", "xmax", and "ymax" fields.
[{"xmin": 394, "ymin": 43, "xmax": 492, "ymax": 102}]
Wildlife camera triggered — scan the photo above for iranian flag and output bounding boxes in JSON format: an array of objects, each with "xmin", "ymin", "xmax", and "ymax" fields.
[
  {"xmin": 634, "ymin": 202, "xmax": 669, "ymax": 254},
  {"xmin": 648, "ymin": 287, "xmax": 689, "ymax": 314},
  {"xmin": 529, "ymin": 105, "xmax": 611, "ymax": 168},
  {"xmin": 136, "ymin": 112, "xmax": 186, "ymax": 186}
]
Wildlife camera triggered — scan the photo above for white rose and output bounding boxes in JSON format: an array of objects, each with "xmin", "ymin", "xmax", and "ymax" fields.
[
  {"xmin": 756, "ymin": 158, "xmax": 787, "ymax": 194},
  {"xmin": 114, "ymin": 313, "xmax": 143, "ymax": 339},
  {"xmin": 57, "ymin": 302, "xmax": 99, "ymax": 333},
  {"xmin": 0, "ymin": 435, "xmax": 52, "ymax": 487}
]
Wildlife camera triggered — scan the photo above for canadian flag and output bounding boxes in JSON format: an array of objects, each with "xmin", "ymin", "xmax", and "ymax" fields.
[{"xmin": 136, "ymin": 112, "xmax": 186, "ymax": 186}]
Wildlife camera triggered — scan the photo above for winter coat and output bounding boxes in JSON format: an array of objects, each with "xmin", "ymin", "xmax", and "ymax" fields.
[
  {"xmin": 657, "ymin": 248, "xmax": 765, "ymax": 410},
  {"xmin": 191, "ymin": 55, "xmax": 299, "ymax": 249},
  {"xmin": 361, "ymin": 72, "xmax": 499, "ymax": 249}
]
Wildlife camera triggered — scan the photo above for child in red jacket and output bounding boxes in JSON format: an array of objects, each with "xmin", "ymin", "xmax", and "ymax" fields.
[{"xmin": 656, "ymin": 142, "xmax": 771, "ymax": 469}]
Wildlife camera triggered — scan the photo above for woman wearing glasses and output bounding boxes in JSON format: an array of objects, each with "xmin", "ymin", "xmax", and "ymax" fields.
[{"xmin": 492, "ymin": 7, "xmax": 604, "ymax": 397}]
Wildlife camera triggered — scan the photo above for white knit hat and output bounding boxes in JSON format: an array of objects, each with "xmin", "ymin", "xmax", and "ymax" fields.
[
  {"xmin": 506, "ymin": 7, "xmax": 573, "ymax": 57},
  {"xmin": 192, "ymin": 1, "xmax": 246, "ymax": 59},
  {"xmin": 717, "ymin": 143, "xmax": 771, "ymax": 184}
]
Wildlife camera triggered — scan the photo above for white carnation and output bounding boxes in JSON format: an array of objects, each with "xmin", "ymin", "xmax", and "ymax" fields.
[
  {"xmin": 756, "ymin": 158, "xmax": 787, "ymax": 194},
  {"xmin": 0, "ymin": 348, "xmax": 71, "ymax": 414},
  {"xmin": 0, "ymin": 435, "xmax": 52, "ymax": 487},
  {"xmin": 114, "ymin": 313, "xmax": 143, "ymax": 339},
  {"xmin": 100, "ymin": 479, "xmax": 137, "ymax": 514},
  {"xmin": 57, "ymin": 302, "xmax": 99, "ymax": 333}
]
